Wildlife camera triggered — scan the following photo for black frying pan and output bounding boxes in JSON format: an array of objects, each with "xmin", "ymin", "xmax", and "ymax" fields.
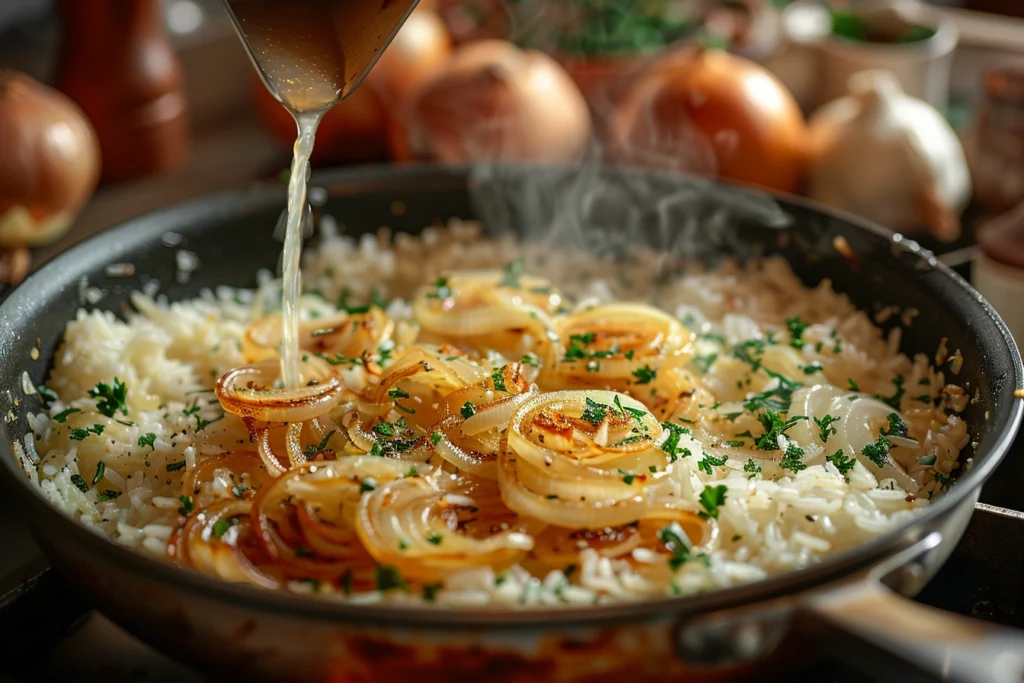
[{"xmin": 0, "ymin": 164, "xmax": 1022, "ymax": 683}]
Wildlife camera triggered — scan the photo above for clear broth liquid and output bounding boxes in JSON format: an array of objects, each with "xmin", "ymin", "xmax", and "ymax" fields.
[{"xmin": 224, "ymin": 0, "xmax": 417, "ymax": 386}]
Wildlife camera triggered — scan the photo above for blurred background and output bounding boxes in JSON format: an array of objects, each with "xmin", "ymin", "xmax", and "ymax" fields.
[{"xmin": 0, "ymin": 0, "xmax": 1022, "ymax": 285}]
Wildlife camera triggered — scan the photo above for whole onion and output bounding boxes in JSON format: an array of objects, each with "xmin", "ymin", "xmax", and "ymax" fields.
[
  {"xmin": 0, "ymin": 71, "xmax": 100, "ymax": 249},
  {"xmin": 397, "ymin": 39, "xmax": 592, "ymax": 163},
  {"xmin": 609, "ymin": 47, "xmax": 808, "ymax": 195}
]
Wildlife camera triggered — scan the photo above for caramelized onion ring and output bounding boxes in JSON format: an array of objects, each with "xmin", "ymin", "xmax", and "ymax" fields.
[{"xmin": 217, "ymin": 357, "xmax": 343, "ymax": 423}]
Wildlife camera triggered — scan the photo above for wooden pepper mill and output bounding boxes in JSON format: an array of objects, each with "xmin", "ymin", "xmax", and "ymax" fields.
[{"xmin": 54, "ymin": 0, "xmax": 190, "ymax": 182}]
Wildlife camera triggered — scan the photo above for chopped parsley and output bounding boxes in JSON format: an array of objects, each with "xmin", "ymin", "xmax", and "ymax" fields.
[
  {"xmin": 69, "ymin": 424, "xmax": 104, "ymax": 441},
  {"xmin": 581, "ymin": 397, "xmax": 608, "ymax": 425},
  {"xmin": 460, "ymin": 402, "xmax": 476, "ymax": 419},
  {"xmin": 501, "ymin": 259, "xmax": 525, "ymax": 288},
  {"xmin": 697, "ymin": 452, "xmax": 727, "ymax": 475},
  {"xmin": 491, "ymin": 366, "xmax": 508, "ymax": 392},
  {"xmin": 70, "ymin": 474, "xmax": 90, "ymax": 493},
  {"xmin": 388, "ymin": 387, "xmax": 410, "ymax": 400},
  {"xmin": 138, "ymin": 432, "xmax": 157, "ymax": 449},
  {"xmin": 520, "ymin": 353, "xmax": 540, "ymax": 367},
  {"xmin": 847, "ymin": 378, "xmax": 860, "ymax": 392},
  {"xmin": 92, "ymin": 461, "xmax": 105, "ymax": 487},
  {"xmin": 743, "ymin": 458, "xmax": 761, "ymax": 478},
  {"xmin": 780, "ymin": 443, "xmax": 807, "ymax": 472},
  {"xmin": 97, "ymin": 489, "xmax": 121, "ymax": 501},
  {"xmin": 743, "ymin": 374, "xmax": 801, "ymax": 413},
  {"xmin": 814, "ymin": 415, "xmax": 840, "ymax": 443},
  {"xmin": 612, "ymin": 435, "xmax": 646, "ymax": 447},
  {"xmin": 826, "ymin": 449, "xmax": 856, "ymax": 479},
  {"xmin": 785, "ymin": 316, "xmax": 807, "ymax": 349},
  {"xmin": 618, "ymin": 469, "xmax": 636, "ymax": 485},
  {"xmin": 422, "ymin": 583, "xmax": 442, "ymax": 602},
  {"xmin": 304, "ymin": 430, "xmax": 336, "ymax": 457},
  {"xmin": 405, "ymin": 466, "xmax": 417, "ymax": 478},
  {"xmin": 875, "ymin": 376, "xmax": 906, "ymax": 410},
  {"xmin": 632, "ymin": 365, "xmax": 657, "ymax": 384},
  {"xmin": 802, "ymin": 363, "xmax": 823, "ymax": 375},
  {"xmin": 53, "ymin": 407, "xmax": 81, "ymax": 423},
  {"xmin": 373, "ymin": 422, "xmax": 395, "ymax": 438},
  {"xmin": 732, "ymin": 338, "xmax": 767, "ymax": 370},
  {"xmin": 861, "ymin": 434, "xmax": 891, "ymax": 468},
  {"xmin": 178, "ymin": 495, "xmax": 194, "ymax": 515},
  {"xmin": 231, "ymin": 484, "xmax": 249, "ymax": 499},
  {"xmin": 882, "ymin": 413, "xmax": 908, "ymax": 438},
  {"xmin": 755, "ymin": 410, "xmax": 804, "ymax": 451},
  {"xmin": 692, "ymin": 353, "xmax": 717, "ymax": 373},
  {"xmin": 360, "ymin": 478, "xmax": 377, "ymax": 493},
  {"xmin": 658, "ymin": 524, "xmax": 710, "ymax": 570},
  {"xmin": 427, "ymin": 533, "xmax": 443, "ymax": 545},
  {"xmin": 88, "ymin": 378, "xmax": 128, "ymax": 418},
  {"xmin": 426, "ymin": 276, "xmax": 452, "ymax": 299},
  {"xmin": 166, "ymin": 460, "xmax": 186, "ymax": 472},
  {"xmin": 374, "ymin": 564, "xmax": 408, "ymax": 592},
  {"xmin": 398, "ymin": 540, "xmax": 409, "ymax": 551},
  {"xmin": 37, "ymin": 385, "xmax": 59, "ymax": 405},
  {"xmin": 320, "ymin": 353, "xmax": 363, "ymax": 367},
  {"xmin": 377, "ymin": 340, "xmax": 396, "ymax": 363},
  {"xmin": 698, "ymin": 484, "xmax": 727, "ymax": 519},
  {"xmin": 212, "ymin": 516, "xmax": 239, "ymax": 539},
  {"xmin": 659, "ymin": 421, "xmax": 690, "ymax": 462},
  {"xmin": 934, "ymin": 472, "xmax": 953, "ymax": 491}
]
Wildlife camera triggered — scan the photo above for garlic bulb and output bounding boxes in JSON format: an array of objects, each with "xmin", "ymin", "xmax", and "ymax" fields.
[{"xmin": 807, "ymin": 70, "xmax": 970, "ymax": 242}]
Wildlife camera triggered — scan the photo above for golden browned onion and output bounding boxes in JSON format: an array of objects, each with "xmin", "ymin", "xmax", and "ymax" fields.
[
  {"xmin": 216, "ymin": 357, "xmax": 342, "ymax": 423},
  {"xmin": 242, "ymin": 309, "xmax": 394, "ymax": 364},
  {"xmin": 170, "ymin": 499, "xmax": 280, "ymax": 590},
  {"xmin": 431, "ymin": 365, "xmax": 536, "ymax": 479},
  {"xmin": 248, "ymin": 459, "xmax": 414, "ymax": 582},
  {"xmin": 355, "ymin": 473, "xmax": 543, "ymax": 582},
  {"xmin": 542, "ymin": 303, "xmax": 695, "ymax": 394},
  {"xmin": 498, "ymin": 390, "xmax": 670, "ymax": 529},
  {"xmin": 412, "ymin": 269, "xmax": 561, "ymax": 356}
]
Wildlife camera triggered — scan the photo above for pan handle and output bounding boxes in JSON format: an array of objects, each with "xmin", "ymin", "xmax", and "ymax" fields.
[{"xmin": 805, "ymin": 532, "xmax": 1024, "ymax": 683}]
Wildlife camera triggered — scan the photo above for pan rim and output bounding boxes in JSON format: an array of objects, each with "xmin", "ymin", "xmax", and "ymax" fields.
[{"xmin": 1, "ymin": 163, "xmax": 1021, "ymax": 627}]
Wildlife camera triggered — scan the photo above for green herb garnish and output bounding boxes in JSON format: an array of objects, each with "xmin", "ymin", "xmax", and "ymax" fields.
[
  {"xmin": 88, "ymin": 378, "xmax": 128, "ymax": 418},
  {"xmin": 698, "ymin": 484, "xmax": 727, "ymax": 520}
]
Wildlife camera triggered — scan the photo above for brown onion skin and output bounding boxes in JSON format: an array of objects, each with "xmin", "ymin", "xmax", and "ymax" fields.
[
  {"xmin": 399, "ymin": 39, "xmax": 592, "ymax": 164},
  {"xmin": 609, "ymin": 47, "xmax": 808, "ymax": 195},
  {"xmin": 251, "ymin": 7, "xmax": 451, "ymax": 166},
  {"xmin": 0, "ymin": 71, "xmax": 100, "ymax": 248}
]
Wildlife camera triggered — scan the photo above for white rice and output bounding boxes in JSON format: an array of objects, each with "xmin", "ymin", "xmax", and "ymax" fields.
[{"xmin": 13, "ymin": 220, "xmax": 968, "ymax": 607}]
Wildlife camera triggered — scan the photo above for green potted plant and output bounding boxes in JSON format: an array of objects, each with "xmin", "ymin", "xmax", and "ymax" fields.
[{"xmin": 509, "ymin": 0, "xmax": 703, "ymax": 126}]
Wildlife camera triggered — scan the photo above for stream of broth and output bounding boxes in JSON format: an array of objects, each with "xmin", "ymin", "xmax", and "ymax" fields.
[{"xmin": 225, "ymin": 0, "xmax": 417, "ymax": 387}]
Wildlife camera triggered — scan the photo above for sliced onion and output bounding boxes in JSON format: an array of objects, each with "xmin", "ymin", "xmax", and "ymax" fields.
[
  {"xmin": 497, "ymin": 449, "xmax": 651, "ymax": 529},
  {"xmin": 355, "ymin": 474, "xmax": 543, "ymax": 582},
  {"xmin": 173, "ymin": 499, "xmax": 280, "ymax": 590},
  {"xmin": 242, "ymin": 309, "xmax": 394, "ymax": 364},
  {"xmin": 542, "ymin": 303, "xmax": 695, "ymax": 392},
  {"xmin": 412, "ymin": 270, "xmax": 559, "ymax": 355},
  {"xmin": 217, "ymin": 357, "xmax": 343, "ymax": 423}
]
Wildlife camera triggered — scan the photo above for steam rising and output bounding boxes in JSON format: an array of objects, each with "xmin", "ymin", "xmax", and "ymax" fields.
[{"xmin": 435, "ymin": 3, "xmax": 792, "ymax": 273}]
